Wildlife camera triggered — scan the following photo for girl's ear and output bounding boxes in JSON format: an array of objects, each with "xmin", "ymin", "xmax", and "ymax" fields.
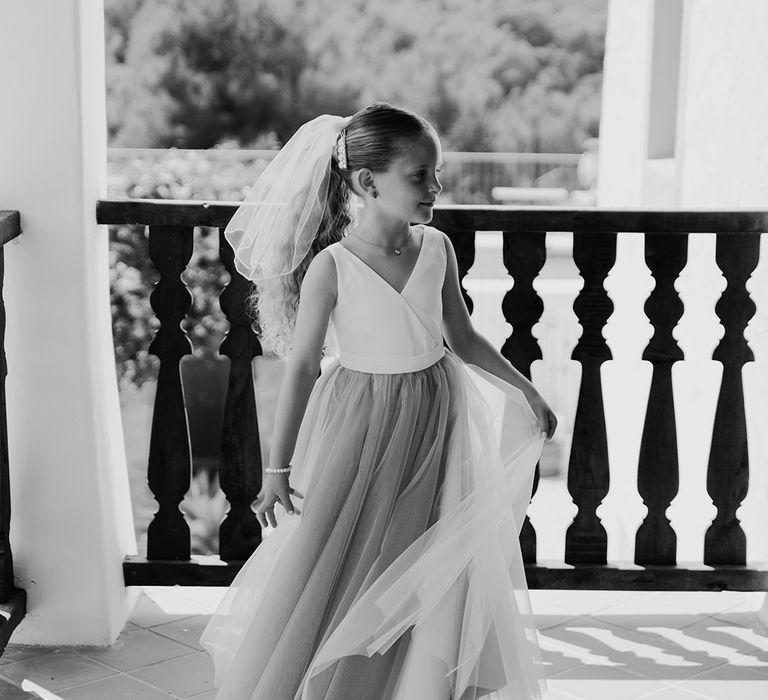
[{"xmin": 352, "ymin": 168, "xmax": 377, "ymax": 199}]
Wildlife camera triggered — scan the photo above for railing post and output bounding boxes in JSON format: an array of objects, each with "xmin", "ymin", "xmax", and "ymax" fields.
[
  {"xmin": 704, "ymin": 233, "xmax": 759, "ymax": 565},
  {"xmin": 501, "ymin": 230, "xmax": 546, "ymax": 564},
  {"xmin": 146, "ymin": 225, "xmax": 194, "ymax": 560},
  {"xmin": 0, "ymin": 238, "xmax": 13, "ymax": 600},
  {"xmin": 635, "ymin": 233, "xmax": 687, "ymax": 565},
  {"xmin": 565, "ymin": 231, "xmax": 615, "ymax": 565},
  {"xmin": 445, "ymin": 230, "xmax": 476, "ymax": 313},
  {"xmin": 0, "ymin": 211, "xmax": 26, "ymax": 650},
  {"xmin": 217, "ymin": 229, "xmax": 263, "ymax": 561}
]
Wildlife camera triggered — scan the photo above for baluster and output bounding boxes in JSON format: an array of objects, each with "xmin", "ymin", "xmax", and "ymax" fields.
[
  {"xmin": 217, "ymin": 230, "xmax": 263, "ymax": 560},
  {"xmin": 704, "ymin": 233, "xmax": 759, "ymax": 566},
  {"xmin": 565, "ymin": 232, "xmax": 615, "ymax": 565},
  {"xmin": 0, "ymin": 247, "xmax": 13, "ymax": 600},
  {"xmin": 501, "ymin": 230, "xmax": 546, "ymax": 564},
  {"xmin": 146, "ymin": 225, "xmax": 194, "ymax": 560},
  {"xmin": 635, "ymin": 233, "xmax": 687, "ymax": 565},
  {"xmin": 445, "ymin": 229, "xmax": 476, "ymax": 313}
]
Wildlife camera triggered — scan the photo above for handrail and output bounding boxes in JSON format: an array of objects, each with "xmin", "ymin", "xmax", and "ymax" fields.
[{"xmin": 97, "ymin": 199, "xmax": 768, "ymax": 232}]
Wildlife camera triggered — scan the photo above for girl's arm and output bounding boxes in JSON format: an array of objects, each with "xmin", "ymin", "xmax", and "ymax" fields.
[
  {"xmin": 440, "ymin": 232, "xmax": 557, "ymax": 438},
  {"xmin": 256, "ymin": 249, "xmax": 337, "ymax": 526}
]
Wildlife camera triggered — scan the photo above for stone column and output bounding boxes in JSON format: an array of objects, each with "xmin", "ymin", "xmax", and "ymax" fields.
[{"xmin": 0, "ymin": 0, "xmax": 136, "ymax": 644}]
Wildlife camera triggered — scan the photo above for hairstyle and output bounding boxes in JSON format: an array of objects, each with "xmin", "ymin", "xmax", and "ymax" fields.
[{"xmin": 251, "ymin": 102, "xmax": 434, "ymax": 357}]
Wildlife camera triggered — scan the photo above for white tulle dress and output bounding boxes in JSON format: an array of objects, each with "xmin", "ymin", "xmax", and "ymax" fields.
[{"xmin": 201, "ymin": 225, "xmax": 547, "ymax": 699}]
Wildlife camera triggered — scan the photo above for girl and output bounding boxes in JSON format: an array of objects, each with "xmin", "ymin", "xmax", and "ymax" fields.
[{"xmin": 201, "ymin": 103, "xmax": 557, "ymax": 700}]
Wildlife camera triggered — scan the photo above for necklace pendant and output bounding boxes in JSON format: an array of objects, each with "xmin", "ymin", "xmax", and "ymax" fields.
[{"xmin": 394, "ymin": 248, "xmax": 401, "ymax": 255}]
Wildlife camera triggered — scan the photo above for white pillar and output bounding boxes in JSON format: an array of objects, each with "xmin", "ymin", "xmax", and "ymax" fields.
[
  {"xmin": 0, "ymin": 0, "xmax": 136, "ymax": 645},
  {"xmin": 676, "ymin": 0, "xmax": 768, "ymax": 208},
  {"xmin": 597, "ymin": 0, "xmax": 656, "ymax": 207}
]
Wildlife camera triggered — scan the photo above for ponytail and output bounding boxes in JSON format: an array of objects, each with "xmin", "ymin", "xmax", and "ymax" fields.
[{"xmin": 248, "ymin": 159, "xmax": 351, "ymax": 358}]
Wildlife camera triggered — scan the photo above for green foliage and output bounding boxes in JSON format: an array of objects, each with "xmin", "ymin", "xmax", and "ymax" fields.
[
  {"xmin": 107, "ymin": 149, "xmax": 272, "ymax": 387},
  {"xmin": 105, "ymin": 0, "xmax": 606, "ymax": 152}
]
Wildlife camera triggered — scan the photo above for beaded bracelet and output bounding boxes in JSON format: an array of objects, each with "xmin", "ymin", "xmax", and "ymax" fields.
[{"xmin": 265, "ymin": 465, "xmax": 292, "ymax": 474}]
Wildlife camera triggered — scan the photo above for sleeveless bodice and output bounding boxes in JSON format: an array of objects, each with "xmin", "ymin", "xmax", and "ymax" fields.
[{"xmin": 327, "ymin": 226, "xmax": 447, "ymax": 374}]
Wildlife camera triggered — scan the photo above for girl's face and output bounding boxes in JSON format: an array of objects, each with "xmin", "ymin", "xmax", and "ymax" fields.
[{"xmin": 371, "ymin": 131, "xmax": 443, "ymax": 224}]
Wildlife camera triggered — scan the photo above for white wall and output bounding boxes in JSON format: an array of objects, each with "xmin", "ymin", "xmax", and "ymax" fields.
[
  {"xmin": 599, "ymin": 0, "xmax": 768, "ymax": 208},
  {"xmin": 0, "ymin": 0, "xmax": 137, "ymax": 644},
  {"xmin": 676, "ymin": 1, "xmax": 768, "ymax": 207}
]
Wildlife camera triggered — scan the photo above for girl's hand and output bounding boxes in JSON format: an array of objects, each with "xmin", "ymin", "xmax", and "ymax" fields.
[
  {"xmin": 254, "ymin": 474, "xmax": 304, "ymax": 528},
  {"xmin": 527, "ymin": 393, "xmax": 558, "ymax": 440}
]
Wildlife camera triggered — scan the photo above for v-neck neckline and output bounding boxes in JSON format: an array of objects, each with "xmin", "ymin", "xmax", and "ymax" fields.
[{"xmin": 338, "ymin": 226, "xmax": 426, "ymax": 296}]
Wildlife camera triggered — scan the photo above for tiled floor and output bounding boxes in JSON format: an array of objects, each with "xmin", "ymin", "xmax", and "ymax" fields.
[{"xmin": 2, "ymin": 588, "xmax": 767, "ymax": 699}]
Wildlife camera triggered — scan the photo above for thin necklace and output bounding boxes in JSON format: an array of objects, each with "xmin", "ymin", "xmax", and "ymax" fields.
[{"xmin": 351, "ymin": 228, "xmax": 411, "ymax": 256}]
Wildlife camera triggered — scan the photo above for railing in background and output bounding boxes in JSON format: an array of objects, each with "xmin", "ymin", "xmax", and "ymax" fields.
[
  {"xmin": 107, "ymin": 148, "xmax": 582, "ymax": 204},
  {"xmin": 0, "ymin": 210, "xmax": 25, "ymax": 654},
  {"xmin": 97, "ymin": 200, "xmax": 768, "ymax": 591}
]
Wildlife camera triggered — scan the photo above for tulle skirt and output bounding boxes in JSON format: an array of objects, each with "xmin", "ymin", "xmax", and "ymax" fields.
[{"xmin": 201, "ymin": 351, "xmax": 547, "ymax": 700}]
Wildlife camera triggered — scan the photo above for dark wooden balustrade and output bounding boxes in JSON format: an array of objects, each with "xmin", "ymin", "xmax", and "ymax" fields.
[
  {"xmin": 0, "ymin": 211, "xmax": 26, "ymax": 654},
  {"xmin": 97, "ymin": 200, "xmax": 768, "ymax": 591}
]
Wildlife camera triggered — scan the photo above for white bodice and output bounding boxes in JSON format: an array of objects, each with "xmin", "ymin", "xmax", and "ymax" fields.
[{"xmin": 327, "ymin": 225, "xmax": 447, "ymax": 374}]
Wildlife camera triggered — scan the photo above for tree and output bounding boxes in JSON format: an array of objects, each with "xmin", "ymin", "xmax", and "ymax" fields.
[
  {"xmin": 105, "ymin": 0, "xmax": 607, "ymax": 152},
  {"xmin": 107, "ymin": 0, "xmax": 357, "ymax": 147}
]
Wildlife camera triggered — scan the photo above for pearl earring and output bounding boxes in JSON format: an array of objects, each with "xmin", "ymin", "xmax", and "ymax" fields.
[{"xmin": 371, "ymin": 188, "xmax": 378, "ymax": 198}]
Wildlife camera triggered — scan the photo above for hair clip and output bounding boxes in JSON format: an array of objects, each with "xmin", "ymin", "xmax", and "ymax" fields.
[{"xmin": 336, "ymin": 130, "xmax": 348, "ymax": 169}]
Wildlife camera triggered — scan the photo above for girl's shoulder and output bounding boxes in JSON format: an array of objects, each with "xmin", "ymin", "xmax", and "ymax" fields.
[
  {"xmin": 420, "ymin": 224, "xmax": 452, "ymax": 256},
  {"xmin": 302, "ymin": 246, "xmax": 338, "ymax": 296}
]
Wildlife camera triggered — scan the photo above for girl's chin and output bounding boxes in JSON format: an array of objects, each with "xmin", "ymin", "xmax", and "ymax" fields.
[{"xmin": 413, "ymin": 205, "xmax": 434, "ymax": 222}]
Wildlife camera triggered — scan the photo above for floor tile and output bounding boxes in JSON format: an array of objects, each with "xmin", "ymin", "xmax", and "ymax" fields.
[
  {"xmin": 604, "ymin": 644, "xmax": 727, "ymax": 682},
  {"xmin": 187, "ymin": 691, "xmax": 218, "ymax": 700},
  {"xmin": 634, "ymin": 622, "xmax": 768, "ymax": 678},
  {"xmin": 596, "ymin": 595, "xmax": 704, "ymax": 617},
  {"xmin": 681, "ymin": 618, "xmax": 768, "ymax": 660},
  {"xmin": 0, "ymin": 675, "xmax": 34, "ymax": 699},
  {"xmin": 549, "ymin": 661, "xmax": 655, "ymax": 682},
  {"xmin": 536, "ymin": 590, "xmax": 653, "ymax": 616},
  {"xmin": 151, "ymin": 587, "xmax": 226, "ymax": 616},
  {"xmin": 688, "ymin": 664, "xmax": 768, "ymax": 682},
  {"xmin": 603, "ymin": 613, "xmax": 711, "ymax": 637},
  {"xmin": 150, "ymin": 615, "xmax": 211, "ymax": 651},
  {"xmin": 0, "ymin": 647, "xmax": 58, "ymax": 667},
  {"xmin": 138, "ymin": 587, "xmax": 224, "ymax": 617},
  {"xmin": 672, "ymin": 679, "xmax": 768, "ymax": 700},
  {"xmin": 641, "ymin": 592, "xmax": 750, "ymax": 617},
  {"xmin": 537, "ymin": 613, "xmax": 584, "ymax": 632},
  {"xmin": 0, "ymin": 650, "xmax": 115, "ymax": 692},
  {"xmin": 128, "ymin": 592, "xmax": 194, "ymax": 628},
  {"xmin": 633, "ymin": 685, "xmax": 711, "ymax": 699},
  {"xmin": 79, "ymin": 628, "xmax": 195, "ymax": 672},
  {"xmin": 546, "ymin": 677, "xmax": 666, "ymax": 700},
  {"xmin": 128, "ymin": 651, "xmax": 214, "ymax": 698},
  {"xmin": 541, "ymin": 683, "xmax": 582, "ymax": 699},
  {"xmin": 538, "ymin": 615, "xmax": 659, "ymax": 676},
  {"xmin": 57, "ymin": 673, "xmax": 173, "ymax": 699}
]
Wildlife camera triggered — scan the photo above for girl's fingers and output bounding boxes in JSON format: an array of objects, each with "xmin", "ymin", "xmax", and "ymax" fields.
[
  {"xmin": 546, "ymin": 410, "xmax": 558, "ymax": 439},
  {"xmin": 288, "ymin": 487, "xmax": 304, "ymax": 499},
  {"xmin": 278, "ymin": 495, "xmax": 301, "ymax": 516}
]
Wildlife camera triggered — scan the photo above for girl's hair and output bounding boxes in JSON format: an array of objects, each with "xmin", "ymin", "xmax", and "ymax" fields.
[{"xmin": 251, "ymin": 102, "xmax": 434, "ymax": 357}]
